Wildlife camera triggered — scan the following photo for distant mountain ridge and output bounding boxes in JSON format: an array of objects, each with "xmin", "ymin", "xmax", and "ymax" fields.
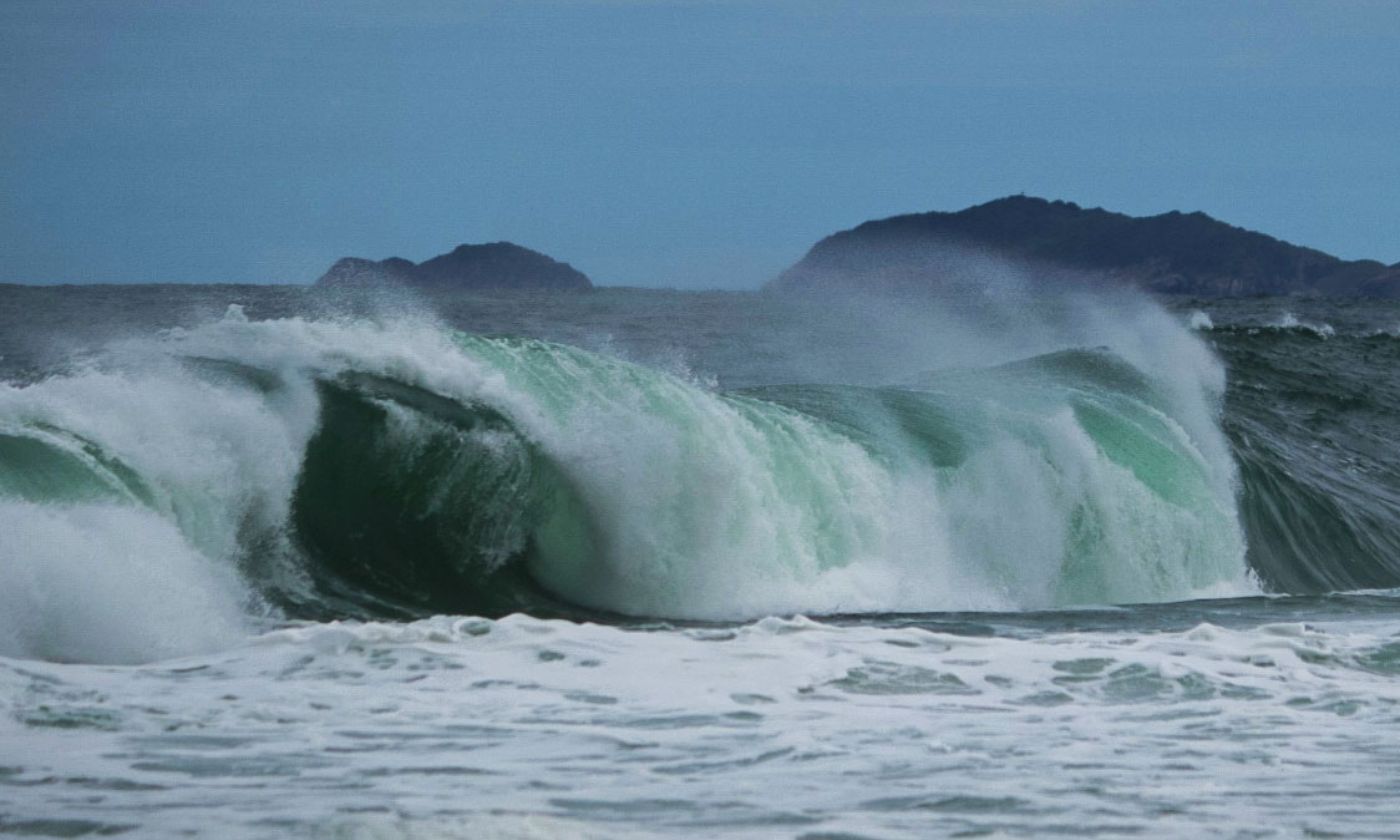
[
  {"xmin": 771, "ymin": 196, "xmax": 1400, "ymax": 297},
  {"xmin": 316, "ymin": 242, "xmax": 592, "ymax": 290}
]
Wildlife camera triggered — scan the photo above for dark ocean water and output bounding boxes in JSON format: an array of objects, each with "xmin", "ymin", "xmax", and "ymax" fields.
[{"xmin": 2, "ymin": 283, "xmax": 1399, "ymax": 838}]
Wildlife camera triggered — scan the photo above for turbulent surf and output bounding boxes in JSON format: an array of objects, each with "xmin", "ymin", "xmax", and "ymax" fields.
[{"xmin": 3, "ymin": 286, "xmax": 1400, "ymax": 838}]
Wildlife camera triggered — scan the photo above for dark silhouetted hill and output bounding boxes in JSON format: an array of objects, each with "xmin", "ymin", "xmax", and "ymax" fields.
[
  {"xmin": 770, "ymin": 196, "xmax": 1398, "ymax": 297},
  {"xmin": 316, "ymin": 242, "xmax": 592, "ymax": 290}
]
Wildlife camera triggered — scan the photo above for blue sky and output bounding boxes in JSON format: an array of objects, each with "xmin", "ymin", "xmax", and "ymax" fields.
[{"xmin": 2, "ymin": 1, "xmax": 1398, "ymax": 288}]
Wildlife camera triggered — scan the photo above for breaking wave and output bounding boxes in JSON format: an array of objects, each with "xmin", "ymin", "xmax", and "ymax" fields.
[{"xmin": 6, "ymin": 302, "xmax": 1353, "ymax": 663}]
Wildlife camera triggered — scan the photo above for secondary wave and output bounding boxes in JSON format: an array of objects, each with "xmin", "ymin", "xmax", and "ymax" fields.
[{"xmin": 1212, "ymin": 325, "xmax": 1400, "ymax": 592}]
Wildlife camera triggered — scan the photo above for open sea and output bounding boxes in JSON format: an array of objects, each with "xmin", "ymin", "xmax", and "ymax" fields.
[{"xmin": 2, "ymin": 282, "xmax": 1400, "ymax": 838}]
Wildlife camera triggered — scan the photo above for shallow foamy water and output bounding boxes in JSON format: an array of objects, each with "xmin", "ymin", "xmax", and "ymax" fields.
[{"xmin": 5, "ymin": 600, "xmax": 1400, "ymax": 838}]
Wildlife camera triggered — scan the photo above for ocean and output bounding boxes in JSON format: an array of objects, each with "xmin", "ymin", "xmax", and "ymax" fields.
[{"xmin": 2, "ymin": 282, "xmax": 1399, "ymax": 838}]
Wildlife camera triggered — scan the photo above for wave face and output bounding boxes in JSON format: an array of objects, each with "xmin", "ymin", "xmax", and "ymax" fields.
[
  {"xmin": 1210, "ymin": 323, "xmax": 1400, "ymax": 592},
  {"xmin": 0, "ymin": 302, "xmax": 1261, "ymax": 662}
]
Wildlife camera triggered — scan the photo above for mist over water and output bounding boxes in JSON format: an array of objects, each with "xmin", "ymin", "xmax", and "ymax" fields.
[{"xmin": 3, "ymin": 281, "xmax": 1400, "ymax": 837}]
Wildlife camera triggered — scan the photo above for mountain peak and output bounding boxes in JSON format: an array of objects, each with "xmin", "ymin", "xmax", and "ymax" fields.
[
  {"xmin": 771, "ymin": 197, "xmax": 1396, "ymax": 297},
  {"xmin": 315, "ymin": 242, "xmax": 592, "ymax": 290}
]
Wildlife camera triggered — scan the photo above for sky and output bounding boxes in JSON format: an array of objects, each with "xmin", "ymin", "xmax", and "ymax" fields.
[{"xmin": 2, "ymin": 1, "xmax": 1398, "ymax": 289}]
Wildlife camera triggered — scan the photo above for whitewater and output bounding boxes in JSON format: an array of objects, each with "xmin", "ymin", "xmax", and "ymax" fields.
[{"xmin": 3, "ymin": 283, "xmax": 1400, "ymax": 837}]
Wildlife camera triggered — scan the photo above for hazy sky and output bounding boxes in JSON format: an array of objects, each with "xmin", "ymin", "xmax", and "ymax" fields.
[{"xmin": 3, "ymin": 1, "xmax": 1398, "ymax": 288}]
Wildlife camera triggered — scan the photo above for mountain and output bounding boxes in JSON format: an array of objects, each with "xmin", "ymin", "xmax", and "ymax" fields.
[
  {"xmin": 315, "ymin": 242, "xmax": 592, "ymax": 290},
  {"xmin": 770, "ymin": 196, "xmax": 1398, "ymax": 297}
]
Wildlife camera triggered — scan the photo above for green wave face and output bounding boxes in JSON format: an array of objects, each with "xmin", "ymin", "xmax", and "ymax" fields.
[
  {"xmin": 0, "ymin": 428, "xmax": 154, "ymax": 506},
  {"xmin": 406, "ymin": 336, "xmax": 1253, "ymax": 617},
  {"xmin": 440, "ymin": 335, "xmax": 916, "ymax": 618},
  {"xmin": 288, "ymin": 376, "xmax": 548, "ymax": 618}
]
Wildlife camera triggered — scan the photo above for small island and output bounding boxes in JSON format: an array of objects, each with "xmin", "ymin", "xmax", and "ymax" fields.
[
  {"xmin": 316, "ymin": 242, "xmax": 592, "ymax": 290},
  {"xmin": 771, "ymin": 196, "xmax": 1400, "ymax": 297}
]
